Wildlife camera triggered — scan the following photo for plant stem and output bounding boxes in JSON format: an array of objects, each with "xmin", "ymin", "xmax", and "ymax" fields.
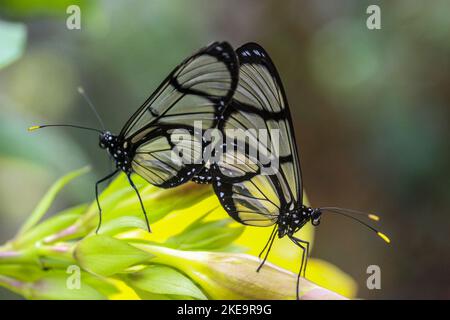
[
  {"xmin": 0, "ymin": 275, "xmax": 26, "ymax": 295},
  {"xmin": 0, "ymin": 248, "xmax": 38, "ymax": 265}
]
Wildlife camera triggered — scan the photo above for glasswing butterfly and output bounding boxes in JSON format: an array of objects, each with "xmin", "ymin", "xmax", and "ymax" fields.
[
  {"xmin": 29, "ymin": 41, "xmax": 239, "ymax": 233},
  {"xmin": 193, "ymin": 43, "xmax": 390, "ymax": 299}
]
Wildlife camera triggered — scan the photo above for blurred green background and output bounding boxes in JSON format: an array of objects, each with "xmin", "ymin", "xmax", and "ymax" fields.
[{"xmin": 0, "ymin": 0, "xmax": 449, "ymax": 299}]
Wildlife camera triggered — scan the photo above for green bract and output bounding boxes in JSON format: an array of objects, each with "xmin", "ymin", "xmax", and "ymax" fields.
[{"xmin": 0, "ymin": 167, "xmax": 346, "ymax": 300}]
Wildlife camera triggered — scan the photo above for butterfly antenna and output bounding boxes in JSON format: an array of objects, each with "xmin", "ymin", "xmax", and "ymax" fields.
[
  {"xmin": 320, "ymin": 206, "xmax": 381, "ymax": 222},
  {"xmin": 319, "ymin": 207, "xmax": 391, "ymax": 244},
  {"xmin": 77, "ymin": 86, "xmax": 106, "ymax": 130},
  {"xmin": 28, "ymin": 124, "xmax": 102, "ymax": 134}
]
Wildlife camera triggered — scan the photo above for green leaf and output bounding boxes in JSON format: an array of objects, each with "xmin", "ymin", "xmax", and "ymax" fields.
[
  {"xmin": 124, "ymin": 265, "xmax": 207, "ymax": 300},
  {"xmin": 132, "ymin": 288, "xmax": 195, "ymax": 300},
  {"xmin": 16, "ymin": 166, "xmax": 90, "ymax": 237},
  {"xmin": 99, "ymin": 216, "xmax": 149, "ymax": 236},
  {"xmin": 77, "ymin": 174, "xmax": 211, "ymax": 234},
  {"xmin": 96, "ymin": 179, "xmax": 211, "ymax": 232},
  {"xmin": 132, "ymin": 288, "xmax": 173, "ymax": 300},
  {"xmin": 92, "ymin": 173, "xmax": 136, "ymax": 212},
  {"xmin": 166, "ymin": 217, "xmax": 244, "ymax": 251},
  {"xmin": 82, "ymin": 274, "xmax": 120, "ymax": 297},
  {"xmin": 14, "ymin": 204, "xmax": 87, "ymax": 248},
  {"xmin": 0, "ymin": 265, "xmax": 45, "ymax": 282},
  {"xmin": 0, "ymin": 20, "xmax": 26, "ymax": 69},
  {"xmin": 0, "ymin": 0, "xmax": 92, "ymax": 19},
  {"xmin": 75, "ymin": 235, "xmax": 153, "ymax": 277},
  {"xmin": 25, "ymin": 270, "xmax": 114, "ymax": 300}
]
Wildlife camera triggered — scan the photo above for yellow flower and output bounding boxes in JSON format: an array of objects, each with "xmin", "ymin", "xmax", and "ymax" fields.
[{"xmin": 120, "ymin": 180, "xmax": 357, "ymax": 299}]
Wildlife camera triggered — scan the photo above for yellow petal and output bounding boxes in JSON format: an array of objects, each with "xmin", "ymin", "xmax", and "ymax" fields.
[{"xmin": 305, "ymin": 258, "xmax": 358, "ymax": 298}]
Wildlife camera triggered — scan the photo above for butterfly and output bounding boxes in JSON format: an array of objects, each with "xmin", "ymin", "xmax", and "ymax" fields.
[
  {"xmin": 29, "ymin": 42, "xmax": 239, "ymax": 233},
  {"xmin": 193, "ymin": 42, "xmax": 390, "ymax": 299}
]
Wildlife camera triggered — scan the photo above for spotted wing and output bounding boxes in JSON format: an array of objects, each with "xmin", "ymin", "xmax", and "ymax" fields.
[{"xmin": 120, "ymin": 42, "xmax": 238, "ymax": 188}]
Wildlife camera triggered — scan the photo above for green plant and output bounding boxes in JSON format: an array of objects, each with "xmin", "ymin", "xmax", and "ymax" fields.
[{"xmin": 0, "ymin": 167, "xmax": 352, "ymax": 299}]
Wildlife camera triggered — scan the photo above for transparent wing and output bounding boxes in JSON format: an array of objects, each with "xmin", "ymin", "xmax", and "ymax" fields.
[
  {"xmin": 214, "ymin": 172, "xmax": 281, "ymax": 226},
  {"xmin": 121, "ymin": 42, "xmax": 238, "ymax": 188},
  {"xmin": 212, "ymin": 42, "xmax": 302, "ymax": 226}
]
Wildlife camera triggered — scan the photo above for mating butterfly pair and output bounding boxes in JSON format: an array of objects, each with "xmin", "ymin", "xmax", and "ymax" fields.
[{"xmin": 30, "ymin": 42, "xmax": 389, "ymax": 299}]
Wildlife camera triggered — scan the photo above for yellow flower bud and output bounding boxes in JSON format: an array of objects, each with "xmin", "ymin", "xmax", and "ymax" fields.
[{"xmin": 132, "ymin": 244, "xmax": 346, "ymax": 300}]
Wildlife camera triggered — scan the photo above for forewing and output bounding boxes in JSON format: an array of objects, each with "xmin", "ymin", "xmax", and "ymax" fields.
[{"xmin": 121, "ymin": 42, "xmax": 238, "ymax": 188}]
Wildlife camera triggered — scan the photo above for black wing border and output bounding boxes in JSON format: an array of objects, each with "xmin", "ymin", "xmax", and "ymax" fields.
[
  {"xmin": 119, "ymin": 41, "xmax": 239, "ymax": 141},
  {"xmin": 236, "ymin": 42, "xmax": 303, "ymax": 206}
]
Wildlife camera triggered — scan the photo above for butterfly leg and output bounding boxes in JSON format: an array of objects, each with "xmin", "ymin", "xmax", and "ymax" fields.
[
  {"xmin": 127, "ymin": 174, "xmax": 151, "ymax": 232},
  {"xmin": 301, "ymin": 240, "xmax": 310, "ymax": 278},
  {"xmin": 258, "ymin": 225, "xmax": 277, "ymax": 259},
  {"xmin": 106, "ymin": 158, "xmax": 115, "ymax": 187},
  {"xmin": 290, "ymin": 236, "xmax": 310, "ymax": 300},
  {"xmin": 95, "ymin": 169, "xmax": 119, "ymax": 234},
  {"xmin": 256, "ymin": 226, "xmax": 278, "ymax": 272}
]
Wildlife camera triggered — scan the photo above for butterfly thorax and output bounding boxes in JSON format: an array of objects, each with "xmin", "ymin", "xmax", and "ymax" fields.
[
  {"xmin": 278, "ymin": 205, "xmax": 322, "ymax": 238},
  {"xmin": 99, "ymin": 131, "xmax": 133, "ymax": 174}
]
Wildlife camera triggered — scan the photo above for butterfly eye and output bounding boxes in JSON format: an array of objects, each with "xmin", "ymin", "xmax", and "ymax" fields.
[
  {"xmin": 311, "ymin": 210, "xmax": 322, "ymax": 226},
  {"xmin": 311, "ymin": 217, "xmax": 321, "ymax": 226},
  {"xmin": 99, "ymin": 136, "xmax": 107, "ymax": 149}
]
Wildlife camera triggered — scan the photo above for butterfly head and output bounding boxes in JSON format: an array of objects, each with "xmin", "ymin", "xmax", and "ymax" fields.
[
  {"xmin": 311, "ymin": 208, "xmax": 322, "ymax": 226},
  {"xmin": 99, "ymin": 131, "xmax": 116, "ymax": 149}
]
